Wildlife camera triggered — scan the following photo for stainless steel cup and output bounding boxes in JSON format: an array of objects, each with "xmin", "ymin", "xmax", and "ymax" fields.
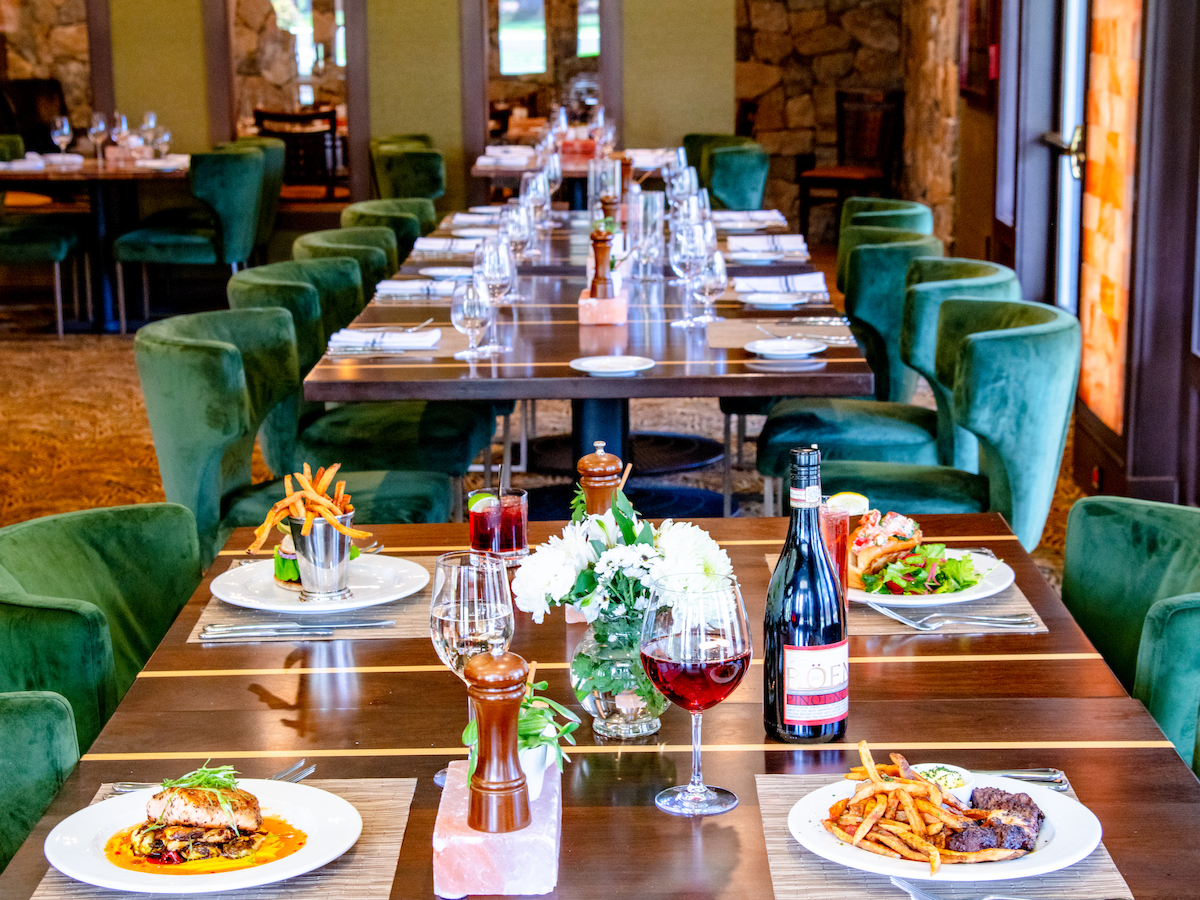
[{"xmin": 289, "ymin": 511, "xmax": 354, "ymax": 602}]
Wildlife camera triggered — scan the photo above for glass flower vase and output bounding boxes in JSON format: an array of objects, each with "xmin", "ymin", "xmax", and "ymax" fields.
[{"xmin": 570, "ymin": 623, "xmax": 669, "ymax": 738}]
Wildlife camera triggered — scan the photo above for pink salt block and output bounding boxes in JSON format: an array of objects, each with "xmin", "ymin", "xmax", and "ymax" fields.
[
  {"xmin": 578, "ymin": 288, "xmax": 628, "ymax": 325},
  {"xmin": 433, "ymin": 760, "xmax": 562, "ymax": 898},
  {"xmin": 564, "ymin": 606, "xmax": 588, "ymax": 624}
]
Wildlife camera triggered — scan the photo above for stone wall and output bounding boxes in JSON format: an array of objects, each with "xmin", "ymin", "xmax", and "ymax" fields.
[
  {"xmin": 487, "ymin": 0, "xmax": 598, "ymax": 117},
  {"xmin": 1, "ymin": 0, "xmax": 92, "ymax": 127},
  {"xmin": 233, "ymin": 0, "xmax": 301, "ymax": 127},
  {"xmin": 736, "ymin": 0, "xmax": 903, "ymax": 240}
]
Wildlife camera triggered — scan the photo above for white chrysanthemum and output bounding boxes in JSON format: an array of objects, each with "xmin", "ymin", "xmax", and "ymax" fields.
[
  {"xmin": 594, "ymin": 543, "xmax": 658, "ymax": 583},
  {"xmin": 511, "ymin": 544, "xmax": 578, "ymax": 623},
  {"xmin": 649, "ymin": 519, "xmax": 733, "ymax": 585},
  {"xmin": 547, "ymin": 520, "xmax": 598, "ymax": 574}
]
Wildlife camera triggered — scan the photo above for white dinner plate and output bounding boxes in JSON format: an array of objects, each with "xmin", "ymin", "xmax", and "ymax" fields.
[
  {"xmin": 417, "ymin": 267, "xmax": 473, "ymax": 279},
  {"xmin": 44, "ymin": 779, "xmax": 362, "ymax": 895},
  {"xmin": 741, "ymin": 292, "xmax": 812, "ymax": 308},
  {"xmin": 469, "ymin": 205, "xmax": 503, "ymax": 214},
  {"xmin": 726, "ymin": 250, "xmax": 785, "ymax": 264},
  {"xmin": 210, "ymin": 555, "xmax": 429, "ymax": 614},
  {"xmin": 745, "ymin": 358, "xmax": 827, "ymax": 374},
  {"xmin": 717, "ymin": 222, "xmax": 770, "ymax": 233},
  {"xmin": 744, "ymin": 338, "xmax": 826, "ymax": 358},
  {"xmin": 569, "ymin": 355, "xmax": 656, "ymax": 377},
  {"xmin": 848, "ymin": 549, "xmax": 1015, "ymax": 607},
  {"xmin": 452, "ymin": 227, "xmax": 498, "ymax": 238},
  {"xmin": 787, "ymin": 774, "xmax": 1101, "ymax": 882}
]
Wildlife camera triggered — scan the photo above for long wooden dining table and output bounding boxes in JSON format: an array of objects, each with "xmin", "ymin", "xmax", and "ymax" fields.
[{"xmin": 4, "ymin": 513, "xmax": 1199, "ymax": 899}]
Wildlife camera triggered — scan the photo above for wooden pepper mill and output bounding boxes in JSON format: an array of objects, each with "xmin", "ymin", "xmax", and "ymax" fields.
[
  {"xmin": 578, "ymin": 440, "xmax": 623, "ymax": 515},
  {"xmin": 616, "ymin": 152, "xmax": 633, "ymax": 200},
  {"xmin": 465, "ymin": 639, "xmax": 531, "ymax": 833},
  {"xmin": 598, "ymin": 193, "xmax": 618, "ymax": 225},
  {"xmin": 589, "ymin": 228, "xmax": 615, "ymax": 300}
]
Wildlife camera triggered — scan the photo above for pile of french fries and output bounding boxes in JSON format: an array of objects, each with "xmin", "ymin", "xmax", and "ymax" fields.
[
  {"xmin": 248, "ymin": 463, "xmax": 372, "ymax": 553},
  {"xmin": 821, "ymin": 741, "xmax": 1026, "ymax": 874}
]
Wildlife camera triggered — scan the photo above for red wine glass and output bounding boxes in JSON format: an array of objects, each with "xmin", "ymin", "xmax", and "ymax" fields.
[{"xmin": 639, "ymin": 572, "xmax": 752, "ymax": 816}]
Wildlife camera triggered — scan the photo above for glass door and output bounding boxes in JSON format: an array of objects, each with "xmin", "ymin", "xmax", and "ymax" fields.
[{"xmin": 1050, "ymin": 0, "xmax": 1088, "ymax": 314}]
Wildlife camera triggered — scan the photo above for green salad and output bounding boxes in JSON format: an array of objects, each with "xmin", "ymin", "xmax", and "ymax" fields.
[{"xmin": 861, "ymin": 544, "xmax": 981, "ymax": 595}]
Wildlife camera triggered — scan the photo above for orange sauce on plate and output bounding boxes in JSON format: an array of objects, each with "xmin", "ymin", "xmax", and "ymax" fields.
[{"xmin": 104, "ymin": 815, "xmax": 307, "ymax": 875}]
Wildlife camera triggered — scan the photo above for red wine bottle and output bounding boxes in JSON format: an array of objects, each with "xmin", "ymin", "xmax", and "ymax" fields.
[{"xmin": 763, "ymin": 446, "xmax": 849, "ymax": 742}]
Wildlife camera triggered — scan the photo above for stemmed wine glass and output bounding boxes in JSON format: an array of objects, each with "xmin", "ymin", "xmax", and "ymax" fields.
[
  {"xmin": 429, "ymin": 550, "xmax": 515, "ymax": 785},
  {"xmin": 153, "ymin": 129, "xmax": 172, "ymax": 158},
  {"xmin": 451, "ymin": 279, "xmax": 492, "ymax": 360},
  {"xmin": 87, "ymin": 113, "xmax": 107, "ymax": 161},
  {"xmin": 544, "ymin": 152, "xmax": 563, "ymax": 222},
  {"xmin": 639, "ymin": 572, "xmax": 751, "ymax": 816},
  {"xmin": 668, "ymin": 222, "xmax": 708, "ymax": 325},
  {"xmin": 110, "ymin": 113, "xmax": 129, "ymax": 150},
  {"xmin": 499, "ymin": 199, "xmax": 534, "ymax": 259},
  {"xmin": 691, "ymin": 248, "xmax": 728, "ymax": 325},
  {"xmin": 474, "ymin": 236, "xmax": 516, "ymax": 303},
  {"xmin": 520, "ymin": 170, "xmax": 551, "ymax": 231},
  {"xmin": 630, "ymin": 190, "xmax": 665, "ymax": 282},
  {"xmin": 51, "ymin": 117, "xmax": 72, "ymax": 155}
]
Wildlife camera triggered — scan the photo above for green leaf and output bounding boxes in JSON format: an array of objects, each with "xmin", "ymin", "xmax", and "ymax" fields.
[
  {"xmin": 274, "ymin": 550, "xmax": 300, "ymax": 583},
  {"xmin": 636, "ymin": 521, "xmax": 654, "ymax": 546},
  {"xmin": 570, "ymin": 484, "xmax": 587, "ymax": 522},
  {"xmin": 349, "ymin": 545, "xmax": 360, "ymax": 560}
]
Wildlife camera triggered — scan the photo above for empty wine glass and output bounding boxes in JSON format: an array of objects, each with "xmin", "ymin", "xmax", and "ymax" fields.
[
  {"xmin": 551, "ymin": 105, "xmax": 569, "ymax": 146},
  {"xmin": 51, "ymin": 117, "xmax": 72, "ymax": 155},
  {"xmin": 110, "ymin": 113, "xmax": 129, "ymax": 149},
  {"xmin": 544, "ymin": 152, "xmax": 563, "ymax": 201},
  {"xmin": 499, "ymin": 199, "xmax": 534, "ymax": 258},
  {"xmin": 666, "ymin": 166, "xmax": 699, "ymax": 217},
  {"xmin": 640, "ymin": 572, "xmax": 751, "ymax": 816},
  {"xmin": 630, "ymin": 190, "xmax": 666, "ymax": 282},
  {"xmin": 587, "ymin": 104, "xmax": 606, "ymax": 142},
  {"xmin": 153, "ymin": 128, "xmax": 171, "ymax": 158},
  {"xmin": 668, "ymin": 222, "xmax": 707, "ymax": 324},
  {"xmin": 587, "ymin": 158, "xmax": 621, "ymax": 226},
  {"xmin": 451, "ymin": 280, "xmax": 492, "ymax": 360},
  {"xmin": 141, "ymin": 111, "xmax": 157, "ymax": 131},
  {"xmin": 691, "ymin": 249, "xmax": 728, "ymax": 325},
  {"xmin": 474, "ymin": 236, "xmax": 516, "ymax": 303},
  {"xmin": 520, "ymin": 170, "xmax": 551, "ymax": 230},
  {"xmin": 87, "ymin": 112, "xmax": 107, "ymax": 160}
]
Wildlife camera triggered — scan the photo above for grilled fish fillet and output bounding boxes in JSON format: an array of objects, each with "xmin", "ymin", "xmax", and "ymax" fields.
[{"xmin": 145, "ymin": 787, "xmax": 263, "ymax": 833}]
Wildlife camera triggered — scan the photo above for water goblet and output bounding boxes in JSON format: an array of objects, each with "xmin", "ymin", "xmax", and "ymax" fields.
[
  {"xmin": 87, "ymin": 112, "xmax": 107, "ymax": 160},
  {"xmin": 51, "ymin": 117, "xmax": 72, "ymax": 155},
  {"xmin": 631, "ymin": 190, "xmax": 665, "ymax": 281},
  {"xmin": 668, "ymin": 222, "xmax": 707, "ymax": 322},
  {"xmin": 691, "ymin": 249, "xmax": 728, "ymax": 325},
  {"xmin": 451, "ymin": 280, "xmax": 492, "ymax": 360},
  {"xmin": 520, "ymin": 170, "xmax": 551, "ymax": 230},
  {"xmin": 474, "ymin": 236, "xmax": 516, "ymax": 304},
  {"xmin": 110, "ymin": 113, "xmax": 129, "ymax": 149},
  {"xmin": 640, "ymin": 572, "xmax": 752, "ymax": 816},
  {"xmin": 499, "ymin": 199, "xmax": 534, "ymax": 258}
]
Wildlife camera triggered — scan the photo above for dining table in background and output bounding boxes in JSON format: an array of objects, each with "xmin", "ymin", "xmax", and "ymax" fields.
[
  {"xmin": 0, "ymin": 159, "xmax": 189, "ymax": 333},
  {"xmin": 4, "ymin": 514, "xmax": 1199, "ymax": 900}
]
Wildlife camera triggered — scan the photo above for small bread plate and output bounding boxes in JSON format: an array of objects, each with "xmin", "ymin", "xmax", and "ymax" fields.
[
  {"xmin": 726, "ymin": 250, "xmax": 785, "ymax": 265},
  {"xmin": 44, "ymin": 779, "xmax": 362, "ymax": 895},
  {"xmin": 740, "ymin": 292, "xmax": 812, "ymax": 308},
  {"xmin": 787, "ymin": 774, "xmax": 1101, "ymax": 882},
  {"xmin": 211, "ymin": 555, "xmax": 429, "ymax": 614},
  {"xmin": 745, "ymin": 358, "xmax": 826, "ymax": 374},
  {"xmin": 744, "ymin": 338, "xmax": 826, "ymax": 359},
  {"xmin": 848, "ymin": 549, "xmax": 1015, "ymax": 608},
  {"xmin": 417, "ymin": 267, "xmax": 473, "ymax": 279},
  {"xmin": 717, "ymin": 222, "xmax": 769, "ymax": 233},
  {"xmin": 452, "ymin": 227, "xmax": 498, "ymax": 238},
  {"xmin": 569, "ymin": 355, "xmax": 656, "ymax": 377}
]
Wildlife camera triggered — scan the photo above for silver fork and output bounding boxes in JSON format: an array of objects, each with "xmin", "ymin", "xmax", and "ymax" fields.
[
  {"xmin": 889, "ymin": 876, "xmax": 1103, "ymax": 900},
  {"xmin": 109, "ymin": 759, "xmax": 311, "ymax": 795},
  {"xmin": 755, "ymin": 324, "xmax": 857, "ymax": 345},
  {"xmin": 863, "ymin": 601, "xmax": 1036, "ymax": 631}
]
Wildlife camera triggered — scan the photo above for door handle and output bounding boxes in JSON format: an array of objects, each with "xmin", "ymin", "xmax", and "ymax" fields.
[{"xmin": 1040, "ymin": 125, "xmax": 1085, "ymax": 180}]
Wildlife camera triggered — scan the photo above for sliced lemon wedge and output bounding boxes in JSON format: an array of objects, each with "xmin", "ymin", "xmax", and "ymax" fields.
[{"xmin": 826, "ymin": 491, "xmax": 869, "ymax": 515}]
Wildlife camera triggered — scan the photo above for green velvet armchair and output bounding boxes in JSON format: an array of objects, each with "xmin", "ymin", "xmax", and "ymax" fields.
[
  {"xmin": 343, "ymin": 197, "xmax": 434, "ymax": 246},
  {"xmin": 0, "ymin": 503, "xmax": 202, "ymax": 749},
  {"xmin": 369, "ymin": 135, "xmax": 446, "ymax": 202},
  {"xmin": 293, "ymin": 226, "xmax": 398, "ymax": 295},
  {"xmin": 225, "ymin": 136, "xmax": 286, "ymax": 262},
  {"xmin": 708, "ymin": 144, "xmax": 769, "ymax": 211},
  {"xmin": 113, "ymin": 145, "xmax": 265, "ymax": 333},
  {"xmin": 225, "ymin": 259, "xmax": 497, "ymax": 516},
  {"xmin": 1063, "ymin": 497, "xmax": 1200, "ymax": 772},
  {"xmin": 135, "ymin": 307, "xmax": 455, "ymax": 564},
  {"xmin": 839, "ymin": 197, "xmax": 934, "ymax": 240},
  {"xmin": 811, "ymin": 298, "xmax": 1080, "ymax": 550},
  {"xmin": 0, "ymin": 691, "xmax": 78, "ymax": 872}
]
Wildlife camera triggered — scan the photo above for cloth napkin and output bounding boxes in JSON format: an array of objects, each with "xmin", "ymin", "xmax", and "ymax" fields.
[
  {"xmin": 485, "ymin": 145, "xmax": 536, "ymax": 158},
  {"xmin": 733, "ymin": 272, "xmax": 828, "ymax": 293},
  {"xmin": 327, "ymin": 328, "xmax": 442, "ymax": 351},
  {"xmin": 726, "ymin": 234, "xmax": 808, "ymax": 252},
  {"xmin": 712, "ymin": 209, "xmax": 789, "ymax": 227},
  {"xmin": 626, "ymin": 148, "xmax": 674, "ymax": 169},
  {"xmin": 376, "ymin": 279, "xmax": 456, "ymax": 297},
  {"xmin": 2, "ymin": 155, "xmax": 45, "ymax": 171},
  {"xmin": 476, "ymin": 155, "xmax": 531, "ymax": 168},
  {"xmin": 414, "ymin": 237, "xmax": 482, "ymax": 253},
  {"xmin": 452, "ymin": 212, "xmax": 500, "ymax": 225},
  {"xmin": 135, "ymin": 154, "xmax": 190, "ymax": 170}
]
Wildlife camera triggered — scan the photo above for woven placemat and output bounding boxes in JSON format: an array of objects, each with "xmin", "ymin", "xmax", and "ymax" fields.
[
  {"xmin": 32, "ymin": 778, "xmax": 417, "ymax": 900},
  {"xmin": 755, "ymin": 774, "xmax": 1132, "ymax": 900},
  {"xmin": 709, "ymin": 319, "xmax": 854, "ymax": 349},
  {"xmin": 188, "ymin": 556, "xmax": 437, "ymax": 643},
  {"xmin": 764, "ymin": 555, "xmax": 1048, "ymax": 635}
]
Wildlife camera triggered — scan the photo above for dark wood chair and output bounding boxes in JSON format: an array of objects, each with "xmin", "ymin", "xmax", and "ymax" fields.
[
  {"xmin": 1, "ymin": 78, "xmax": 69, "ymax": 154},
  {"xmin": 254, "ymin": 107, "xmax": 341, "ymax": 200},
  {"xmin": 798, "ymin": 90, "xmax": 903, "ymax": 236}
]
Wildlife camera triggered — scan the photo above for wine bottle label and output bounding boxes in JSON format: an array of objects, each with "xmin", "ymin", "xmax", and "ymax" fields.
[
  {"xmin": 782, "ymin": 639, "xmax": 849, "ymax": 726},
  {"xmin": 789, "ymin": 485, "xmax": 821, "ymax": 508}
]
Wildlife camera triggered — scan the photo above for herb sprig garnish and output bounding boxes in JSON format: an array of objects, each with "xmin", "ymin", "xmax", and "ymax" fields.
[{"xmin": 158, "ymin": 762, "xmax": 242, "ymax": 832}]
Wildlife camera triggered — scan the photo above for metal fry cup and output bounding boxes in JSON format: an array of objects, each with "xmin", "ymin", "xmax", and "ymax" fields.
[{"xmin": 289, "ymin": 511, "xmax": 354, "ymax": 602}]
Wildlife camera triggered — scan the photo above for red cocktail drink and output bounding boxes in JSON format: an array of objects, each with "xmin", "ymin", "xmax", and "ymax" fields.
[
  {"xmin": 468, "ymin": 489, "xmax": 527, "ymax": 563},
  {"xmin": 819, "ymin": 502, "xmax": 849, "ymax": 597}
]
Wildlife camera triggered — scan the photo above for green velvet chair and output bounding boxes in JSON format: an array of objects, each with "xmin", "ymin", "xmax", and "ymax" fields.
[
  {"xmin": 369, "ymin": 134, "xmax": 446, "ymax": 202},
  {"xmin": 707, "ymin": 143, "xmax": 769, "ymax": 211},
  {"xmin": 136, "ymin": 307, "xmax": 455, "ymax": 565},
  {"xmin": 113, "ymin": 145, "xmax": 265, "ymax": 333},
  {"xmin": 1062, "ymin": 497, "xmax": 1200, "ymax": 772},
  {"xmin": 0, "ymin": 225, "xmax": 87, "ymax": 338},
  {"xmin": 225, "ymin": 259, "xmax": 497, "ymax": 518},
  {"xmin": 837, "ymin": 198, "xmax": 934, "ymax": 282},
  {"xmin": 0, "ymin": 691, "xmax": 78, "ymax": 871},
  {"xmin": 293, "ymin": 226, "xmax": 398, "ymax": 295},
  {"xmin": 0, "ymin": 503, "xmax": 202, "ymax": 749},
  {"xmin": 226, "ymin": 136, "xmax": 286, "ymax": 263},
  {"xmin": 806, "ymin": 298, "xmax": 1080, "ymax": 550},
  {"xmin": 342, "ymin": 197, "xmax": 434, "ymax": 248},
  {"xmin": 681, "ymin": 133, "xmax": 756, "ymax": 185}
]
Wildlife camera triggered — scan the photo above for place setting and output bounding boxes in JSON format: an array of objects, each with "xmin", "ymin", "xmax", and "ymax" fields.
[{"xmin": 724, "ymin": 233, "xmax": 811, "ymax": 265}]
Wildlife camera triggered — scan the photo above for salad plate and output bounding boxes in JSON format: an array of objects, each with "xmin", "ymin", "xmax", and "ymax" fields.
[
  {"xmin": 787, "ymin": 775, "xmax": 1101, "ymax": 882},
  {"xmin": 44, "ymin": 779, "xmax": 362, "ymax": 894},
  {"xmin": 211, "ymin": 556, "xmax": 429, "ymax": 614},
  {"xmin": 417, "ymin": 267, "xmax": 473, "ymax": 279},
  {"xmin": 848, "ymin": 549, "xmax": 1015, "ymax": 608},
  {"xmin": 569, "ymin": 355, "xmax": 656, "ymax": 377},
  {"xmin": 744, "ymin": 338, "xmax": 826, "ymax": 359}
]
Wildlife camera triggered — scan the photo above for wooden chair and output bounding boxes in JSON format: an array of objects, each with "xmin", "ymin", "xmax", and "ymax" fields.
[
  {"xmin": 0, "ymin": 79, "xmax": 68, "ymax": 154},
  {"xmin": 798, "ymin": 90, "xmax": 903, "ymax": 236},
  {"xmin": 254, "ymin": 107, "xmax": 340, "ymax": 200}
]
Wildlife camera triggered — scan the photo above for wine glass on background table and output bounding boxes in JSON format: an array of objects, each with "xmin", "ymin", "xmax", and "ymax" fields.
[
  {"xmin": 474, "ymin": 236, "xmax": 516, "ymax": 304},
  {"xmin": 430, "ymin": 550, "xmax": 515, "ymax": 785},
  {"xmin": 640, "ymin": 572, "xmax": 752, "ymax": 816},
  {"xmin": 500, "ymin": 200, "xmax": 534, "ymax": 259},
  {"xmin": 630, "ymin": 190, "xmax": 665, "ymax": 282},
  {"xmin": 691, "ymin": 248, "xmax": 728, "ymax": 325},
  {"xmin": 87, "ymin": 112, "xmax": 107, "ymax": 161},
  {"xmin": 110, "ymin": 113, "xmax": 129, "ymax": 150},
  {"xmin": 51, "ymin": 117, "xmax": 72, "ymax": 155},
  {"xmin": 520, "ymin": 170, "xmax": 551, "ymax": 231},
  {"xmin": 544, "ymin": 152, "xmax": 563, "ymax": 204},
  {"xmin": 668, "ymin": 222, "xmax": 707, "ymax": 325},
  {"xmin": 451, "ymin": 280, "xmax": 492, "ymax": 360}
]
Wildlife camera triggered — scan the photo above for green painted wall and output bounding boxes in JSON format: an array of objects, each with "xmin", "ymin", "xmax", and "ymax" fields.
[
  {"xmin": 622, "ymin": 0, "xmax": 736, "ymax": 148},
  {"xmin": 366, "ymin": 0, "xmax": 467, "ymax": 210},
  {"xmin": 109, "ymin": 0, "xmax": 211, "ymax": 154}
]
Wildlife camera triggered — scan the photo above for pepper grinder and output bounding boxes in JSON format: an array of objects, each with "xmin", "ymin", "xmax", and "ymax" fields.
[
  {"xmin": 465, "ymin": 637, "xmax": 531, "ymax": 833},
  {"xmin": 577, "ymin": 440, "xmax": 623, "ymax": 515},
  {"xmin": 589, "ymin": 228, "xmax": 615, "ymax": 299},
  {"xmin": 598, "ymin": 194, "xmax": 618, "ymax": 225}
]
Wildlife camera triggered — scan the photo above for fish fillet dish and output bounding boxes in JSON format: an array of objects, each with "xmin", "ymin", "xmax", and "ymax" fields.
[{"xmin": 131, "ymin": 785, "xmax": 266, "ymax": 862}]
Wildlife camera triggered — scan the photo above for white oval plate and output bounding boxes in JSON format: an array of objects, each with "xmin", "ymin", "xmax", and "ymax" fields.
[
  {"xmin": 788, "ymin": 774, "xmax": 1101, "ymax": 882},
  {"xmin": 745, "ymin": 338, "xmax": 826, "ymax": 358},
  {"xmin": 848, "ymin": 549, "xmax": 1015, "ymax": 607},
  {"xmin": 452, "ymin": 227, "xmax": 498, "ymax": 238},
  {"xmin": 417, "ymin": 267, "xmax": 473, "ymax": 279},
  {"xmin": 44, "ymin": 779, "xmax": 362, "ymax": 895},
  {"xmin": 727, "ymin": 250, "xmax": 785, "ymax": 264},
  {"xmin": 569, "ymin": 355, "xmax": 656, "ymax": 377},
  {"xmin": 210, "ymin": 555, "xmax": 429, "ymax": 614},
  {"xmin": 741, "ymin": 292, "xmax": 811, "ymax": 308}
]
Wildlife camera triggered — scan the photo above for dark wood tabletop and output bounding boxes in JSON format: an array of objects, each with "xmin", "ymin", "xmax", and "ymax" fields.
[
  {"xmin": 0, "ymin": 158, "xmax": 188, "ymax": 183},
  {"xmin": 4, "ymin": 513, "xmax": 1198, "ymax": 899},
  {"xmin": 304, "ymin": 275, "xmax": 871, "ymax": 403}
]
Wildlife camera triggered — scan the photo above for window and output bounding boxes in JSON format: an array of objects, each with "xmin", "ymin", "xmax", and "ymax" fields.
[
  {"xmin": 498, "ymin": 0, "xmax": 547, "ymax": 76},
  {"xmin": 577, "ymin": 0, "xmax": 599, "ymax": 58}
]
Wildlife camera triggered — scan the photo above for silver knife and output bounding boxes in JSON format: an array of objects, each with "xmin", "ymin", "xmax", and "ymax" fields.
[
  {"xmin": 202, "ymin": 629, "xmax": 335, "ymax": 640},
  {"xmin": 203, "ymin": 619, "xmax": 394, "ymax": 633}
]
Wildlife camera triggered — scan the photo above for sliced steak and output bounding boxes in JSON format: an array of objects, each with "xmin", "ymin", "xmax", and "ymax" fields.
[
  {"xmin": 964, "ymin": 786, "xmax": 1045, "ymax": 852},
  {"xmin": 947, "ymin": 824, "xmax": 998, "ymax": 852}
]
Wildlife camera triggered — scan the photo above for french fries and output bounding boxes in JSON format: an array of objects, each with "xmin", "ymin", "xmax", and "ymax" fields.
[
  {"xmin": 822, "ymin": 741, "xmax": 1028, "ymax": 875},
  {"xmin": 247, "ymin": 462, "xmax": 371, "ymax": 552}
]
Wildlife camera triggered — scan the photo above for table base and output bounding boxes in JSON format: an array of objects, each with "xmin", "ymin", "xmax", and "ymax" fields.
[{"xmin": 529, "ymin": 432, "xmax": 724, "ymax": 476}]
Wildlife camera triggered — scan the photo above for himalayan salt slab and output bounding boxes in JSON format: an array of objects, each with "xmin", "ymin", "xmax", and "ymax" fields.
[
  {"xmin": 433, "ymin": 760, "xmax": 562, "ymax": 898},
  {"xmin": 578, "ymin": 288, "xmax": 629, "ymax": 325}
]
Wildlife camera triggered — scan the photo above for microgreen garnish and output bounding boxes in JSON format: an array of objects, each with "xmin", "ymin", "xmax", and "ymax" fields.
[{"xmin": 159, "ymin": 762, "xmax": 242, "ymax": 832}]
